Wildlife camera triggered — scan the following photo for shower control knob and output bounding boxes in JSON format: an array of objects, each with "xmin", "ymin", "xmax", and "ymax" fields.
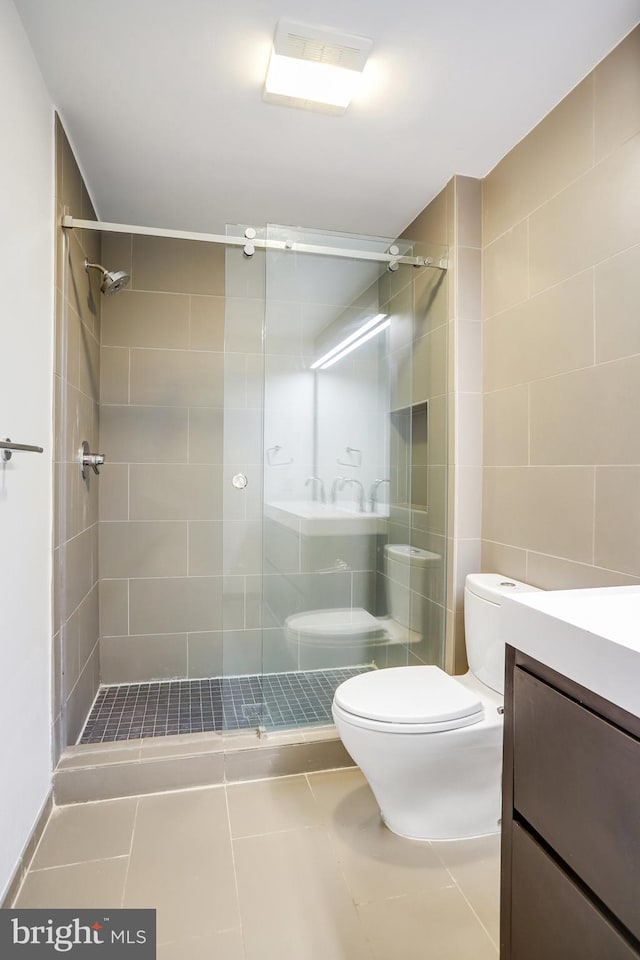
[{"xmin": 232, "ymin": 472, "xmax": 248, "ymax": 489}]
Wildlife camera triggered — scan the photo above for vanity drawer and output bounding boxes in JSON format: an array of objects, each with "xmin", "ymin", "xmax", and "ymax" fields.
[
  {"xmin": 513, "ymin": 666, "xmax": 640, "ymax": 943},
  {"xmin": 510, "ymin": 822, "xmax": 639, "ymax": 960}
]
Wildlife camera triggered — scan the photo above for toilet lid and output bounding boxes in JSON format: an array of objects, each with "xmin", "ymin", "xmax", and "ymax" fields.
[
  {"xmin": 286, "ymin": 608, "xmax": 387, "ymax": 639},
  {"xmin": 333, "ymin": 665, "xmax": 484, "ymax": 725}
]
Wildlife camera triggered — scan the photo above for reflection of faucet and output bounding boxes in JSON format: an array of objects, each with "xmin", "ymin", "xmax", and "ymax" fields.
[
  {"xmin": 305, "ymin": 476, "xmax": 326, "ymax": 503},
  {"xmin": 369, "ymin": 478, "xmax": 390, "ymax": 512},
  {"xmin": 330, "ymin": 476, "xmax": 346, "ymax": 502},
  {"xmin": 337, "ymin": 477, "xmax": 366, "ymax": 513}
]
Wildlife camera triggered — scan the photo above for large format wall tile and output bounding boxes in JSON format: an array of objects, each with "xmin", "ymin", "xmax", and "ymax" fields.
[
  {"xmin": 483, "ymin": 269, "xmax": 594, "ymax": 391},
  {"xmin": 102, "ymin": 290, "xmax": 189, "ymax": 348},
  {"xmin": 529, "ymin": 133, "xmax": 640, "ymax": 294},
  {"xmin": 129, "ymin": 464, "xmax": 222, "ymax": 521},
  {"xmin": 101, "ymin": 405, "xmax": 188, "ymax": 463},
  {"xmin": 482, "ymin": 466, "xmax": 594, "ymax": 563},
  {"xmin": 132, "ymin": 236, "xmax": 225, "ymax": 296},
  {"xmin": 595, "ymin": 244, "xmax": 640, "ymax": 363},
  {"xmin": 594, "ymin": 467, "xmax": 640, "ymax": 577},
  {"xmin": 594, "ymin": 26, "xmax": 640, "ymax": 161},
  {"xmin": 130, "ymin": 349, "xmax": 223, "ymax": 407},
  {"xmin": 530, "ymin": 355, "xmax": 640, "ymax": 465},
  {"xmin": 99, "ymin": 521, "xmax": 188, "ymax": 578},
  {"xmin": 129, "ymin": 577, "xmax": 223, "ymax": 634},
  {"xmin": 482, "ymin": 220, "xmax": 528, "ymax": 319},
  {"xmin": 483, "ymin": 77, "xmax": 594, "ymax": 245}
]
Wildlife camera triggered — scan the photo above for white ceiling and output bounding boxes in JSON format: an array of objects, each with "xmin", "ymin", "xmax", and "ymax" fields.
[{"xmin": 15, "ymin": 0, "xmax": 640, "ymax": 238}]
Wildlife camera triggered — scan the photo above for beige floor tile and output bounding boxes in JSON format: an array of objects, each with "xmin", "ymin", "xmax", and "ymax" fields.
[
  {"xmin": 307, "ymin": 767, "xmax": 373, "ymax": 820},
  {"xmin": 31, "ymin": 797, "xmax": 138, "ymax": 869},
  {"xmin": 431, "ymin": 834, "xmax": 501, "ymax": 946},
  {"xmin": 157, "ymin": 928, "xmax": 244, "ymax": 960},
  {"xmin": 15, "ymin": 857, "xmax": 129, "ymax": 908},
  {"xmin": 234, "ymin": 827, "xmax": 373, "ymax": 960},
  {"xmin": 358, "ymin": 885, "xmax": 498, "ymax": 960},
  {"xmin": 227, "ymin": 774, "xmax": 321, "ymax": 838},
  {"xmin": 123, "ymin": 787, "xmax": 239, "ymax": 944},
  {"xmin": 308, "ymin": 769, "xmax": 454, "ymax": 904}
]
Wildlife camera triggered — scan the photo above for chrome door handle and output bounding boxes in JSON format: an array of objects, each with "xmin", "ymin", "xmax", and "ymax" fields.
[
  {"xmin": 0, "ymin": 437, "xmax": 44, "ymax": 462},
  {"xmin": 80, "ymin": 440, "xmax": 105, "ymax": 479}
]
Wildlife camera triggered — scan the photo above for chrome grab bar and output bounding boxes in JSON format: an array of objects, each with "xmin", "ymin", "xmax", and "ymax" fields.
[{"xmin": 1, "ymin": 438, "xmax": 44, "ymax": 462}]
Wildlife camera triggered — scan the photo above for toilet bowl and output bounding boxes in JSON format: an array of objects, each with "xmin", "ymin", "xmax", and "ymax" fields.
[
  {"xmin": 284, "ymin": 543, "xmax": 442, "ymax": 666},
  {"xmin": 285, "ymin": 607, "xmax": 388, "ymax": 669},
  {"xmin": 332, "ymin": 573, "xmax": 541, "ymax": 840}
]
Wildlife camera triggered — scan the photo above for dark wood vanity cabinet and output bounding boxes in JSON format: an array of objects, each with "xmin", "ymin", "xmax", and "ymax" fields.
[{"xmin": 501, "ymin": 646, "xmax": 640, "ymax": 959}]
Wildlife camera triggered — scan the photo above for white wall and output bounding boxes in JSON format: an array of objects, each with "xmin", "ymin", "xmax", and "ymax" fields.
[{"xmin": 0, "ymin": 0, "xmax": 54, "ymax": 901}]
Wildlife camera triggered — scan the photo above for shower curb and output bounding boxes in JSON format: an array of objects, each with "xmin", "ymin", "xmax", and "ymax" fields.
[{"xmin": 53, "ymin": 728, "xmax": 354, "ymax": 804}]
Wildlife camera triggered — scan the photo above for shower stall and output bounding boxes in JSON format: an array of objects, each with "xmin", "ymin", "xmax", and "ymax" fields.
[{"xmin": 55, "ymin": 204, "xmax": 448, "ymax": 750}]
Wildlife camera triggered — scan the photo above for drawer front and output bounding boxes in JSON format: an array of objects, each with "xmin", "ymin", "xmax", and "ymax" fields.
[
  {"xmin": 513, "ymin": 667, "xmax": 640, "ymax": 943},
  {"xmin": 511, "ymin": 822, "xmax": 639, "ymax": 960}
]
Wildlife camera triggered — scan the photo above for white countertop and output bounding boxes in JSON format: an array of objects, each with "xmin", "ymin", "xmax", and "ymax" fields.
[{"xmin": 502, "ymin": 585, "xmax": 640, "ymax": 719}]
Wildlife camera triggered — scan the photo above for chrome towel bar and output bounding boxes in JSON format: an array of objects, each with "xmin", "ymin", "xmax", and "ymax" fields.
[{"xmin": 1, "ymin": 437, "xmax": 44, "ymax": 462}]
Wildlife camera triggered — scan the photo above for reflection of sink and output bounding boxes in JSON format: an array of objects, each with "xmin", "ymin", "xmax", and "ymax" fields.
[
  {"xmin": 503, "ymin": 586, "xmax": 640, "ymax": 718},
  {"xmin": 265, "ymin": 500, "xmax": 389, "ymax": 536}
]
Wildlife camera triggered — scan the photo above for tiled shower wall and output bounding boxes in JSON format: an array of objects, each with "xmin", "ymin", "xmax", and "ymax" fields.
[
  {"xmin": 382, "ymin": 246, "xmax": 450, "ymax": 668},
  {"xmin": 98, "ymin": 235, "xmax": 265, "ymax": 682},
  {"xmin": 403, "ymin": 176, "xmax": 482, "ymax": 674},
  {"xmin": 481, "ymin": 26, "xmax": 640, "ymax": 591},
  {"xmin": 53, "ymin": 118, "xmax": 102, "ymax": 756}
]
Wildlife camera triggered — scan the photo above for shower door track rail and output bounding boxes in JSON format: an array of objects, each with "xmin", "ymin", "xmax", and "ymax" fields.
[{"xmin": 62, "ymin": 216, "xmax": 448, "ymax": 270}]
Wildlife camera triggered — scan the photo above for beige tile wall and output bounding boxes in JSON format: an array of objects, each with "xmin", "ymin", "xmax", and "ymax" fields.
[
  {"xmin": 481, "ymin": 25, "xmax": 640, "ymax": 591},
  {"xmin": 382, "ymin": 249, "xmax": 449, "ymax": 669},
  {"xmin": 404, "ymin": 175, "xmax": 483, "ymax": 674},
  {"xmin": 98, "ymin": 232, "xmax": 245, "ymax": 682},
  {"xmin": 53, "ymin": 118, "xmax": 102, "ymax": 756}
]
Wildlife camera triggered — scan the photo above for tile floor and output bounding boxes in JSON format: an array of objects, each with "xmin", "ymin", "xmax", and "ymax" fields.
[
  {"xmin": 80, "ymin": 668, "xmax": 370, "ymax": 743},
  {"xmin": 14, "ymin": 768, "xmax": 500, "ymax": 959}
]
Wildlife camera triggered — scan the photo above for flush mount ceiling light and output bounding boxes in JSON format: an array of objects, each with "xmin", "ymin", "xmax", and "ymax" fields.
[{"xmin": 263, "ymin": 18, "xmax": 373, "ymax": 115}]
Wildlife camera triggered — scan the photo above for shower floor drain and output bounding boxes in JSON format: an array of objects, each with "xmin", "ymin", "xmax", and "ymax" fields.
[
  {"xmin": 79, "ymin": 666, "xmax": 371, "ymax": 743},
  {"xmin": 241, "ymin": 702, "xmax": 272, "ymax": 723}
]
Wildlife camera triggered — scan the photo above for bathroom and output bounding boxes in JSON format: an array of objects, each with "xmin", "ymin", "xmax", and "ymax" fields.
[{"xmin": 2, "ymin": 1, "xmax": 640, "ymax": 957}]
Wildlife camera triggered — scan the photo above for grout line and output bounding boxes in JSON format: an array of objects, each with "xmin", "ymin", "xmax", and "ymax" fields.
[
  {"xmin": 592, "ymin": 467, "xmax": 597, "ymax": 565},
  {"xmin": 29, "ymin": 854, "xmax": 130, "ymax": 875},
  {"xmin": 483, "ymin": 239, "xmax": 640, "ymax": 323},
  {"xmin": 455, "ymin": 877, "xmax": 500, "ymax": 952},
  {"xmin": 223, "ymin": 784, "xmax": 246, "ymax": 955},
  {"xmin": 120, "ymin": 797, "xmax": 140, "ymax": 907}
]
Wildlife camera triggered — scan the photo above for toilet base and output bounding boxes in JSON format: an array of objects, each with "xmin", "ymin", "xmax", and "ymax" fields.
[{"xmin": 333, "ymin": 676, "xmax": 504, "ymax": 841}]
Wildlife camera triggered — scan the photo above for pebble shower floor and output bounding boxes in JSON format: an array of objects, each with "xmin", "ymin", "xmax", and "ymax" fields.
[{"xmin": 79, "ymin": 666, "xmax": 370, "ymax": 743}]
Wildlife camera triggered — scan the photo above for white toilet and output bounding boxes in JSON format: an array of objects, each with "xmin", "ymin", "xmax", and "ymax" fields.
[
  {"xmin": 285, "ymin": 607, "xmax": 389, "ymax": 669},
  {"xmin": 284, "ymin": 543, "xmax": 441, "ymax": 667},
  {"xmin": 332, "ymin": 573, "xmax": 541, "ymax": 840}
]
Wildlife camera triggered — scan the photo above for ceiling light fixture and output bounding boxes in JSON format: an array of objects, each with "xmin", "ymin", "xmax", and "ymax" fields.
[
  {"xmin": 264, "ymin": 19, "xmax": 373, "ymax": 114},
  {"xmin": 313, "ymin": 315, "xmax": 390, "ymax": 370},
  {"xmin": 310, "ymin": 314, "xmax": 387, "ymax": 370}
]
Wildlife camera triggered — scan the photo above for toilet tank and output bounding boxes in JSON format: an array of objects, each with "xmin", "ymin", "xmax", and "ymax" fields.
[
  {"xmin": 464, "ymin": 573, "xmax": 541, "ymax": 694},
  {"xmin": 384, "ymin": 544, "xmax": 442, "ymax": 628}
]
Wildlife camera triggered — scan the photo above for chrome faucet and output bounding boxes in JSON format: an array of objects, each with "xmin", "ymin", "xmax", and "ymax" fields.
[
  {"xmin": 330, "ymin": 476, "xmax": 346, "ymax": 502},
  {"xmin": 305, "ymin": 476, "xmax": 326, "ymax": 503},
  {"xmin": 337, "ymin": 477, "xmax": 366, "ymax": 512},
  {"xmin": 369, "ymin": 478, "xmax": 390, "ymax": 512}
]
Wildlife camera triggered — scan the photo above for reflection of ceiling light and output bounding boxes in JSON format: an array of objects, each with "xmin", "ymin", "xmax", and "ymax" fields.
[
  {"xmin": 263, "ymin": 19, "xmax": 373, "ymax": 114},
  {"xmin": 312, "ymin": 314, "xmax": 390, "ymax": 370}
]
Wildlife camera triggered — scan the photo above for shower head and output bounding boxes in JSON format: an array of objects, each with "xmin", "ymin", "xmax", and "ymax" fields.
[{"xmin": 84, "ymin": 260, "xmax": 130, "ymax": 296}]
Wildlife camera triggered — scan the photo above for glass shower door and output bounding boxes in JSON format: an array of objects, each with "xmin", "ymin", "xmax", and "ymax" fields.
[{"xmin": 258, "ymin": 224, "xmax": 449, "ymax": 731}]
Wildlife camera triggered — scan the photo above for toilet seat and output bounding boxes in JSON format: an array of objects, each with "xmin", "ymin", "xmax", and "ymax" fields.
[
  {"xmin": 333, "ymin": 665, "xmax": 484, "ymax": 733},
  {"xmin": 286, "ymin": 608, "xmax": 387, "ymax": 641}
]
